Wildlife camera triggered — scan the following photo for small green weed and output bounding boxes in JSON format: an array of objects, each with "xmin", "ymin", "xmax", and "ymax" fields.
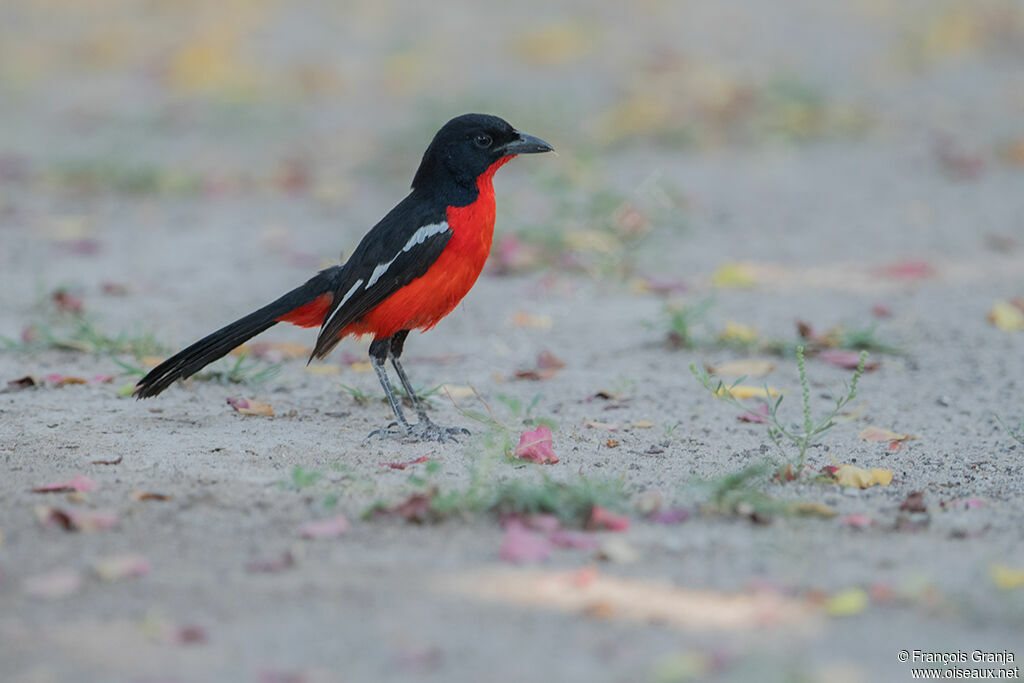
[
  {"xmin": 281, "ymin": 465, "xmax": 321, "ymax": 490},
  {"xmin": 692, "ymin": 346, "xmax": 867, "ymax": 477},
  {"xmin": 996, "ymin": 415, "xmax": 1024, "ymax": 446}
]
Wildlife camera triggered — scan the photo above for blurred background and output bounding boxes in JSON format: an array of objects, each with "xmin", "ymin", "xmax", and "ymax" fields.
[{"xmin": 2, "ymin": 0, "xmax": 1022, "ymax": 262}]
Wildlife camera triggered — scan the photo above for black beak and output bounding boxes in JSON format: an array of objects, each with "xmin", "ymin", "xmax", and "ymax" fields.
[{"xmin": 501, "ymin": 131, "xmax": 554, "ymax": 155}]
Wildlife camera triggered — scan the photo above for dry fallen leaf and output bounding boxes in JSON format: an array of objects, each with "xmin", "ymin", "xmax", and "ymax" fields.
[
  {"xmin": 380, "ymin": 456, "xmax": 435, "ymax": 470},
  {"xmin": 833, "ymin": 465, "xmax": 893, "ymax": 489},
  {"xmin": 372, "ymin": 490, "xmax": 437, "ymax": 524},
  {"xmin": 710, "ymin": 262, "xmax": 757, "ymax": 288},
  {"xmin": 588, "ymin": 506, "xmax": 630, "ymax": 531},
  {"xmin": 707, "ymin": 359, "xmax": 775, "ymax": 377},
  {"xmin": 36, "ymin": 506, "xmax": 118, "ymax": 532},
  {"xmin": 738, "ymin": 404, "xmax": 770, "ymax": 424},
  {"xmin": 988, "ymin": 300, "xmax": 1024, "ymax": 331},
  {"xmin": 512, "ymin": 425, "xmax": 559, "ymax": 464},
  {"xmin": 32, "ymin": 475, "xmax": 98, "ymax": 494},
  {"xmin": 899, "ymin": 491, "xmax": 927, "ymax": 513},
  {"xmin": 499, "ymin": 521, "xmax": 553, "ymax": 564},
  {"xmin": 818, "ymin": 350, "xmax": 878, "ymax": 371},
  {"xmin": 858, "ymin": 426, "xmax": 916, "ymax": 443},
  {"xmin": 717, "ymin": 322, "xmax": 758, "ymax": 345},
  {"xmin": 990, "ymin": 564, "xmax": 1024, "ymax": 590},
  {"xmin": 823, "ymin": 588, "xmax": 868, "ymax": 617},
  {"xmin": 840, "ymin": 514, "xmax": 875, "ymax": 528},
  {"xmin": 226, "ymin": 397, "xmax": 274, "ymax": 417},
  {"xmin": 715, "ymin": 385, "xmax": 779, "ymax": 400}
]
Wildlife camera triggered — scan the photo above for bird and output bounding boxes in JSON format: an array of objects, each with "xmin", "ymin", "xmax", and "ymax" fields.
[{"xmin": 133, "ymin": 113, "xmax": 554, "ymax": 442}]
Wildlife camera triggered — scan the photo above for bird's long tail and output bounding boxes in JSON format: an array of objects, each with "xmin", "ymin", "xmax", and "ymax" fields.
[{"xmin": 133, "ymin": 268, "xmax": 340, "ymax": 398}]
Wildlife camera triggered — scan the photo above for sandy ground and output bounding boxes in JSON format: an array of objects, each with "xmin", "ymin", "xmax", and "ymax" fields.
[{"xmin": 2, "ymin": 1, "xmax": 1024, "ymax": 681}]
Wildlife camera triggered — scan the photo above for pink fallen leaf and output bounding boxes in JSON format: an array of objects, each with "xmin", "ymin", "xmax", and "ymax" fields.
[
  {"xmin": 840, "ymin": 514, "xmax": 875, "ymax": 529},
  {"xmin": 52, "ymin": 288, "xmax": 84, "ymax": 314},
  {"xmin": 874, "ymin": 260, "xmax": 935, "ymax": 282},
  {"xmin": 380, "ymin": 455, "xmax": 434, "ymax": 470},
  {"xmin": 298, "ymin": 515, "xmax": 350, "ymax": 539},
  {"xmin": 32, "ymin": 475, "xmax": 98, "ymax": 494},
  {"xmin": 871, "ymin": 304, "xmax": 893, "ymax": 318},
  {"xmin": 36, "ymin": 506, "xmax": 118, "ymax": 532},
  {"xmin": 93, "ymin": 554, "xmax": 151, "ymax": 581},
  {"xmin": 819, "ymin": 350, "xmax": 878, "ymax": 371},
  {"xmin": 23, "ymin": 569, "xmax": 83, "ymax": 599},
  {"xmin": 738, "ymin": 404, "xmax": 770, "ymax": 424},
  {"xmin": 499, "ymin": 521, "xmax": 552, "ymax": 563},
  {"xmin": 588, "ymin": 506, "xmax": 630, "ymax": 531},
  {"xmin": 90, "ymin": 374, "xmax": 116, "ymax": 384},
  {"xmin": 512, "ymin": 425, "xmax": 559, "ymax": 464}
]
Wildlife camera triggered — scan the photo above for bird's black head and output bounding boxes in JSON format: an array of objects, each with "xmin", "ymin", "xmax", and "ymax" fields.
[{"xmin": 412, "ymin": 113, "xmax": 553, "ymax": 194}]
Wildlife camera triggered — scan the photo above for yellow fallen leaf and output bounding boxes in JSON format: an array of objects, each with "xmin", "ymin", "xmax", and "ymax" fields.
[
  {"xmin": 789, "ymin": 501, "xmax": 836, "ymax": 518},
  {"xmin": 834, "ymin": 465, "xmax": 893, "ymax": 488},
  {"xmin": 632, "ymin": 420, "xmax": 655, "ymax": 429},
  {"xmin": 714, "ymin": 385, "xmax": 779, "ymax": 400},
  {"xmin": 823, "ymin": 588, "xmax": 868, "ymax": 616},
  {"xmin": 717, "ymin": 322, "xmax": 758, "ymax": 345},
  {"xmin": 139, "ymin": 356, "xmax": 164, "ymax": 369},
  {"xmin": 230, "ymin": 399, "xmax": 274, "ymax": 417},
  {"xmin": 710, "ymin": 262, "xmax": 757, "ymax": 288},
  {"xmin": 988, "ymin": 300, "xmax": 1024, "ymax": 331},
  {"xmin": 348, "ymin": 361, "xmax": 372, "ymax": 373},
  {"xmin": 858, "ymin": 427, "xmax": 915, "ymax": 443},
  {"xmin": 707, "ymin": 359, "xmax": 775, "ymax": 377},
  {"xmin": 990, "ymin": 564, "xmax": 1024, "ymax": 590}
]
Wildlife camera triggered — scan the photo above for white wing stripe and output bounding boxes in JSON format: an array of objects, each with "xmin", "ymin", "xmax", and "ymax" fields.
[
  {"xmin": 322, "ymin": 278, "xmax": 363, "ymax": 330},
  {"xmin": 364, "ymin": 221, "xmax": 449, "ymax": 289}
]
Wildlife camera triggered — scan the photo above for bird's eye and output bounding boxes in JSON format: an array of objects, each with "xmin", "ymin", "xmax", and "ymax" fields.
[{"xmin": 473, "ymin": 133, "xmax": 492, "ymax": 149}]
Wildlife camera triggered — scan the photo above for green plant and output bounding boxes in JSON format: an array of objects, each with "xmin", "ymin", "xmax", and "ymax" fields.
[
  {"xmin": 194, "ymin": 353, "xmax": 280, "ymax": 386},
  {"xmin": 996, "ymin": 415, "xmax": 1024, "ymax": 446},
  {"xmin": 664, "ymin": 298, "xmax": 715, "ymax": 349},
  {"xmin": 692, "ymin": 345, "xmax": 867, "ymax": 476},
  {"xmin": 282, "ymin": 465, "xmax": 321, "ymax": 490}
]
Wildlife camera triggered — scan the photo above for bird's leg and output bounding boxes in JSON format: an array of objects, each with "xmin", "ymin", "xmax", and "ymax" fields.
[
  {"xmin": 368, "ymin": 337, "xmax": 409, "ymax": 437},
  {"xmin": 387, "ymin": 330, "xmax": 430, "ymax": 424},
  {"xmin": 377, "ymin": 330, "xmax": 469, "ymax": 442}
]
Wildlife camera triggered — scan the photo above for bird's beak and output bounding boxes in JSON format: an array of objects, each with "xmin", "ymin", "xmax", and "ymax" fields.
[{"xmin": 501, "ymin": 131, "xmax": 554, "ymax": 155}]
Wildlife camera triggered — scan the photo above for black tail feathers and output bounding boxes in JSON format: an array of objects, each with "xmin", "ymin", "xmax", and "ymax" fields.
[{"xmin": 133, "ymin": 269, "xmax": 338, "ymax": 398}]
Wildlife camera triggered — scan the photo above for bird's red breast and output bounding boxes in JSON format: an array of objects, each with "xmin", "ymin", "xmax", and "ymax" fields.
[{"xmin": 338, "ymin": 155, "xmax": 514, "ymax": 339}]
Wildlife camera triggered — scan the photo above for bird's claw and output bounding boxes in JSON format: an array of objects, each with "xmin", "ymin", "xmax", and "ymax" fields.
[{"xmin": 367, "ymin": 420, "xmax": 470, "ymax": 443}]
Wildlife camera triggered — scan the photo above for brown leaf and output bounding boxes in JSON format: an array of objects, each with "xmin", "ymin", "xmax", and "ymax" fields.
[
  {"xmin": 899, "ymin": 491, "xmax": 927, "ymax": 513},
  {"xmin": 91, "ymin": 455, "xmax": 123, "ymax": 465},
  {"xmin": 32, "ymin": 475, "xmax": 98, "ymax": 494},
  {"xmin": 131, "ymin": 491, "xmax": 172, "ymax": 502},
  {"xmin": 373, "ymin": 489, "xmax": 437, "ymax": 524},
  {"xmin": 6, "ymin": 375, "xmax": 37, "ymax": 390}
]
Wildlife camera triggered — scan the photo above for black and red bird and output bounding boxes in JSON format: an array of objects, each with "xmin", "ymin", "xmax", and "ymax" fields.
[{"xmin": 133, "ymin": 114, "xmax": 553, "ymax": 441}]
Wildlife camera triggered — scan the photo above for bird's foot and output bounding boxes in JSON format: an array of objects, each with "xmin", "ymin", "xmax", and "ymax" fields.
[
  {"xmin": 408, "ymin": 420, "xmax": 471, "ymax": 443},
  {"xmin": 366, "ymin": 420, "xmax": 470, "ymax": 443}
]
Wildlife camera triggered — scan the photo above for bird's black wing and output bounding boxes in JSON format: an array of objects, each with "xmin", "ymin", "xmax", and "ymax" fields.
[{"xmin": 311, "ymin": 193, "xmax": 451, "ymax": 359}]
